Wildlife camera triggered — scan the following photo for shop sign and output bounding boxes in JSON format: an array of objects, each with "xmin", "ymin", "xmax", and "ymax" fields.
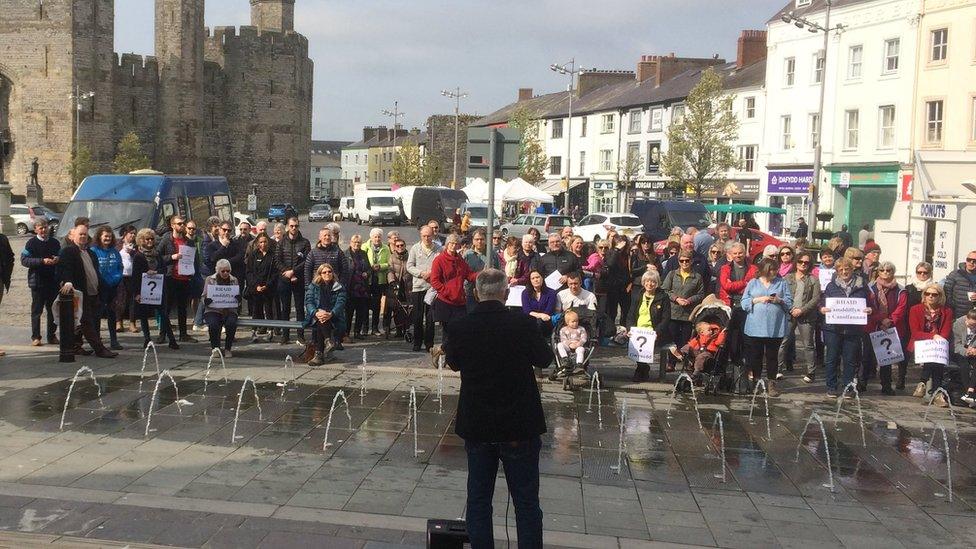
[
  {"xmin": 634, "ymin": 180, "xmax": 666, "ymax": 190},
  {"xmin": 914, "ymin": 202, "xmax": 958, "ymax": 221},
  {"xmin": 592, "ymin": 180, "xmax": 615, "ymax": 191},
  {"xmin": 829, "ymin": 170, "xmax": 898, "ymax": 186},
  {"xmin": 767, "ymin": 170, "xmax": 812, "ymax": 194},
  {"xmin": 838, "ymin": 172, "xmax": 851, "ymax": 188},
  {"xmin": 900, "ymin": 174, "xmax": 913, "ymax": 201}
]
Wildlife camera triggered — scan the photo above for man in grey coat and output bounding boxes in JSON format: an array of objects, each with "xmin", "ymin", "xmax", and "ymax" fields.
[
  {"xmin": 944, "ymin": 251, "xmax": 976, "ymax": 319},
  {"xmin": 406, "ymin": 225, "xmax": 441, "ymax": 351}
]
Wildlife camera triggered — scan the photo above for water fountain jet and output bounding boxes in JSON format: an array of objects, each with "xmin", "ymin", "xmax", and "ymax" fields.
[
  {"xmin": 923, "ymin": 422, "xmax": 953, "ymax": 503},
  {"xmin": 610, "ymin": 399, "xmax": 628, "ymax": 473},
  {"xmin": 710, "ymin": 412, "xmax": 727, "ymax": 482},
  {"xmin": 59, "ymin": 367, "xmax": 104, "ymax": 430},
  {"xmin": 406, "ymin": 386, "xmax": 422, "ymax": 457},
  {"xmin": 748, "ymin": 378, "xmax": 771, "ymax": 440},
  {"xmin": 322, "ymin": 389, "xmax": 352, "ymax": 450},
  {"xmin": 794, "ymin": 411, "xmax": 835, "ymax": 491},
  {"xmin": 833, "ymin": 381, "xmax": 866, "ymax": 447},
  {"xmin": 144, "ymin": 370, "xmax": 182, "ymax": 437},
  {"xmin": 204, "ymin": 347, "xmax": 227, "ymax": 389},
  {"xmin": 586, "ymin": 372, "xmax": 603, "ymax": 426},
  {"xmin": 666, "ymin": 373, "xmax": 702, "ymax": 429},
  {"xmin": 230, "ymin": 377, "xmax": 262, "ymax": 442}
]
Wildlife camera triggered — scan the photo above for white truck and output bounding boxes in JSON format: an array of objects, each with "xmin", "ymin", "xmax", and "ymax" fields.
[{"xmin": 353, "ymin": 184, "xmax": 402, "ymax": 226}]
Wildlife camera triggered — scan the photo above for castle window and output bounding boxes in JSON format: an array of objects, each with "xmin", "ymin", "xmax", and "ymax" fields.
[{"xmin": 131, "ymin": 97, "xmax": 137, "ymax": 124}]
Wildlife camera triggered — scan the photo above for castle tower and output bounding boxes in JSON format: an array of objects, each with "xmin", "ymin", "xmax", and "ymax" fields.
[
  {"xmin": 250, "ymin": 0, "xmax": 294, "ymax": 32},
  {"xmin": 155, "ymin": 0, "xmax": 205, "ymax": 174}
]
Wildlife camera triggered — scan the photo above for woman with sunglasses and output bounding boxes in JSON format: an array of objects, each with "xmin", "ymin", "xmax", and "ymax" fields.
[
  {"xmin": 661, "ymin": 250, "xmax": 706, "ymax": 371},
  {"xmin": 907, "ymin": 283, "xmax": 953, "ymax": 406},
  {"xmin": 741, "ymin": 258, "xmax": 793, "ymax": 396},
  {"xmin": 629, "ymin": 235, "xmax": 659, "ymax": 297},
  {"xmin": 866, "ymin": 261, "xmax": 908, "ymax": 394},
  {"xmin": 781, "ymin": 251, "xmax": 821, "ymax": 384},
  {"xmin": 386, "ymin": 238, "xmax": 412, "ymax": 338},
  {"xmin": 820, "ymin": 257, "xmax": 873, "ymax": 397},
  {"xmin": 304, "ymin": 263, "xmax": 347, "ymax": 366},
  {"xmin": 776, "ymin": 244, "xmax": 795, "ymax": 277},
  {"xmin": 706, "ymin": 244, "xmax": 724, "ymax": 295},
  {"xmin": 131, "ymin": 228, "xmax": 169, "ymax": 349}
]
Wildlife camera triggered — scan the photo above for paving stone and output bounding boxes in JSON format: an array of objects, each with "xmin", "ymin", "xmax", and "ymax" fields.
[
  {"xmin": 204, "ymin": 525, "xmax": 270, "ymax": 549},
  {"xmin": 344, "ymin": 489, "xmax": 411, "ymax": 515},
  {"xmin": 646, "ymin": 523, "xmax": 717, "ymax": 546},
  {"xmin": 257, "ymin": 529, "xmax": 365, "ymax": 548}
]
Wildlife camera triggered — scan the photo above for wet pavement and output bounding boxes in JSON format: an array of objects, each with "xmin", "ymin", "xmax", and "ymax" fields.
[{"xmin": 0, "ymin": 344, "xmax": 973, "ymax": 548}]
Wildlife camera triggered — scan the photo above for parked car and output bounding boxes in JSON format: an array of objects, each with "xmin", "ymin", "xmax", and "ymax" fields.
[
  {"xmin": 338, "ymin": 196, "xmax": 355, "ymax": 221},
  {"xmin": 30, "ymin": 204, "xmax": 61, "ymax": 233},
  {"xmin": 654, "ymin": 226, "xmax": 783, "ymax": 263},
  {"xmin": 267, "ymin": 203, "xmax": 297, "ymax": 222},
  {"xmin": 10, "ymin": 204, "xmax": 33, "ymax": 235},
  {"xmin": 499, "ymin": 213, "xmax": 573, "ymax": 250},
  {"xmin": 308, "ymin": 203, "xmax": 333, "ymax": 222},
  {"xmin": 573, "ymin": 212, "xmax": 644, "ymax": 243}
]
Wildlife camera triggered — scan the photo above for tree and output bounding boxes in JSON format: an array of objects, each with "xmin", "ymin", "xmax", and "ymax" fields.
[
  {"xmin": 509, "ymin": 105, "xmax": 548, "ymax": 184},
  {"xmin": 660, "ymin": 68, "xmax": 740, "ymax": 200},
  {"xmin": 113, "ymin": 132, "xmax": 151, "ymax": 174},
  {"xmin": 69, "ymin": 145, "xmax": 96, "ymax": 189},
  {"xmin": 617, "ymin": 148, "xmax": 644, "ymax": 211},
  {"xmin": 392, "ymin": 142, "xmax": 441, "ymax": 186}
]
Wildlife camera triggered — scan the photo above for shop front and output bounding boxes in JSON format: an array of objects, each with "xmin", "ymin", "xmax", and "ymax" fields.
[
  {"xmin": 766, "ymin": 169, "xmax": 812, "ymax": 237},
  {"xmin": 826, "ymin": 163, "xmax": 900, "ymax": 233},
  {"xmin": 590, "ymin": 180, "xmax": 616, "ymax": 213}
]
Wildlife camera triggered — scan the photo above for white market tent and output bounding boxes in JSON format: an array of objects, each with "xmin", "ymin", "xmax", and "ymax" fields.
[{"xmin": 460, "ymin": 178, "xmax": 554, "ymax": 215}]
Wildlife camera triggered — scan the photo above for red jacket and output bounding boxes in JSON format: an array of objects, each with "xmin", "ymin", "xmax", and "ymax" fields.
[
  {"xmin": 687, "ymin": 324, "xmax": 726, "ymax": 354},
  {"xmin": 866, "ymin": 283, "xmax": 908, "ymax": 338},
  {"xmin": 906, "ymin": 304, "xmax": 953, "ymax": 352},
  {"xmin": 430, "ymin": 251, "xmax": 478, "ymax": 307},
  {"xmin": 718, "ymin": 262, "xmax": 757, "ymax": 306}
]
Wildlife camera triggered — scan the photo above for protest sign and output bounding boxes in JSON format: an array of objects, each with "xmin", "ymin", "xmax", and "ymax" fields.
[
  {"xmin": 869, "ymin": 328, "xmax": 904, "ymax": 366},
  {"xmin": 914, "ymin": 338, "xmax": 949, "ymax": 365},
  {"xmin": 628, "ymin": 327, "xmax": 657, "ymax": 363},
  {"xmin": 207, "ymin": 283, "xmax": 240, "ymax": 308},
  {"xmin": 140, "ymin": 274, "xmax": 164, "ymax": 305},
  {"xmin": 825, "ymin": 297, "xmax": 867, "ymax": 325}
]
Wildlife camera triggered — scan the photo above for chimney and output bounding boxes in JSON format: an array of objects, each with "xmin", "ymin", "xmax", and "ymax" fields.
[
  {"xmin": 655, "ymin": 54, "xmax": 725, "ymax": 86},
  {"xmin": 577, "ymin": 70, "xmax": 635, "ymax": 96},
  {"xmin": 518, "ymin": 88, "xmax": 534, "ymax": 102},
  {"xmin": 375, "ymin": 125, "xmax": 389, "ymax": 142},
  {"xmin": 636, "ymin": 55, "xmax": 658, "ymax": 83},
  {"xmin": 362, "ymin": 126, "xmax": 378, "ymax": 141},
  {"xmin": 736, "ymin": 30, "xmax": 767, "ymax": 68}
]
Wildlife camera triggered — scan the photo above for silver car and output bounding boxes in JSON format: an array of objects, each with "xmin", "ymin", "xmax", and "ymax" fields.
[
  {"xmin": 499, "ymin": 214, "xmax": 573, "ymax": 250},
  {"xmin": 308, "ymin": 203, "xmax": 333, "ymax": 222}
]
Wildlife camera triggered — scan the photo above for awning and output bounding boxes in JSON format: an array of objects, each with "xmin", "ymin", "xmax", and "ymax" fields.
[
  {"xmin": 915, "ymin": 150, "xmax": 976, "ymax": 200},
  {"xmin": 705, "ymin": 203, "xmax": 786, "ymax": 215},
  {"xmin": 539, "ymin": 178, "xmax": 587, "ymax": 195}
]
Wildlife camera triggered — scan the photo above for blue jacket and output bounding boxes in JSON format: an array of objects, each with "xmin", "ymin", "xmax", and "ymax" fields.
[
  {"xmin": 820, "ymin": 275, "xmax": 873, "ymax": 335},
  {"xmin": 21, "ymin": 235, "xmax": 61, "ymax": 289},
  {"xmin": 741, "ymin": 276, "xmax": 793, "ymax": 338},
  {"xmin": 91, "ymin": 245, "xmax": 124, "ymax": 288},
  {"xmin": 303, "ymin": 280, "xmax": 347, "ymax": 334}
]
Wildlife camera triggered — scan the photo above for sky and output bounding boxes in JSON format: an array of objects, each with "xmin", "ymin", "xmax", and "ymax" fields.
[{"xmin": 115, "ymin": 0, "xmax": 788, "ymax": 141}]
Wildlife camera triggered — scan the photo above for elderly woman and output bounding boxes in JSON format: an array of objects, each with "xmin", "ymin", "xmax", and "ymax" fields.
[
  {"xmin": 662, "ymin": 250, "xmax": 705, "ymax": 371},
  {"xmin": 865, "ymin": 261, "xmax": 908, "ymax": 394},
  {"xmin": 522, "ymin": 269, "xmax": 558, "ymax": 338},
  {"xmin": 625, "ymin": 270, "xmax": 671, "ymax": 382},
  {"xmin": 202, "ymin": 259, "xmax": 241, "ymax": 357},
  {"xmin": 431, "ymin": 234, "xmax": 478, "ymax": 343},
  {"xmin": 907, "ymin": 283, "xmax": 953, "ymax": 406},
  {"xmin": 742, "ymin": 259, "xmax": 793, "ymax": 396},
  {"xmin": 363, "ymin": 228, "xmax": 390, "ymax": 336},
  {"xmin": 820, "ymin": 257, "xmax": 874, "ymax": 396},
  {"xmin": 304, "ymin": 263, "xmax": 348, "ymax": 366},
  {"xmin": 501, "ymin": 236, "xmax": 519, "ymax": 282},
  {"xmin": 346, "ymin": 234, "xmax": 370, "ymax": 339}
]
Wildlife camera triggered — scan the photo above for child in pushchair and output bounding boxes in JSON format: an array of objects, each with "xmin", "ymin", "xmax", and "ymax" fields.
[
  {"xmin": 384, "ymin": 281, "xmax": 414, "ymax": 344},
  {"xmin": 549, "ymin": 308, "xmax": 597, "ymax": 390},
  {"xmin": 674, "ymin": 296, "xmax": 731, "ymax": 393}
]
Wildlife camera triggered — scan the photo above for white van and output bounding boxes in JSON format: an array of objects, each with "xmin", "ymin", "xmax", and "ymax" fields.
[
  {"xmin": 354, "ymin": 184, "xmax": 401, "ymax": 225},
  {"xmin": 338, "ymin": 196, "xmax": 355, "ymax": 221}
]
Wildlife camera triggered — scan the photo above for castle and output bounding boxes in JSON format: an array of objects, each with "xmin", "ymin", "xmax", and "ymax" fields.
[{"xmin": 0, "ymin": 0, "xmax": 313, "ymax": 207}]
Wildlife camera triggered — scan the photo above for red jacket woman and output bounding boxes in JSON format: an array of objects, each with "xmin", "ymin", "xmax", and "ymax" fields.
[
  {"xmin": 907, "ymin": 302, "xmax": 952, "ymax": 352},
  {"xmin": 431, "ymin": 246, "xmax": 478, "ymax": 307}
]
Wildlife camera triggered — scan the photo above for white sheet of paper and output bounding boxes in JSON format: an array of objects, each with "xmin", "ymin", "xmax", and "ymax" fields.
[
  {"xmin": 53, "ymin": 289, "xmax": 83, "ymax": 327},
  {"xmin": 207, "ymin": 283, "xmax": 240, "ymax": 308},
  {"xmin": 177, "ymin": 245, "xmax": 195, "ymax": 275},
  {"xmin": 140, "ymin": 273, "xmax": 164, "ymax": 305},
  {"xmin": 825, "ymin": 297, "xmax": 867, "ymax": 325},
  {"xmin": 869, "ymin": 328, "xmax": 905, "ymax": 366},
  {"xmin": 544, "ymin": 270, "xmax": 563, "ymax": 290},
  {"xmin": 506, "ymin": 285, "xmax": 526, "ymax": 307},
  {"xmin": 424, "ymin": 287, "xmax": 437, "ymax": 305},
  {"xmin": 628, "ymin": 327, "xmax": 657, "ymax": 363},
  {"xmin": 817, "ymin": 268, "xmax": 835, "ymax": 290},
  {"xmin": 914, "ymin": 338, "xmax": 949, "ymax": 365}
]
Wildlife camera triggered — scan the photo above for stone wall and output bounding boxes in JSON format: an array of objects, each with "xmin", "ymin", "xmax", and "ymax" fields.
[
  {"xmin": 111, "ymin": 54, "xmax": 159, "ymax": 163},
  {"xmin": 426, "ymin": 113, "xmax": 479, "ymax": 187}
]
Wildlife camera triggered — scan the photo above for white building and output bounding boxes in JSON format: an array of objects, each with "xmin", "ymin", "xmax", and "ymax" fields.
[{"xmin": 762, "ymin": 0, "xmax": 921, "ymax": 236}]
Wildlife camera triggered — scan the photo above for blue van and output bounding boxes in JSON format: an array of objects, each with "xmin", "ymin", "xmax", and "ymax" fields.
[
  {"xmin": 56, "ymin": 173, "xmax": 235, "ymax": 238},
  {"xmin": 630, "ymin": 199, "xmax": 712, "ymax": 243}
]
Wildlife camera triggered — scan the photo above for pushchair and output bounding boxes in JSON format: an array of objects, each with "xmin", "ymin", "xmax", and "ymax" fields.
[
  {"xmin": 548, "ymin": 308, "xmax": 598, "ymax": 391},
  {"xmin": 677, "ymin": 295, "xmax": 731, "ymax": 395},
  {"xmin": 384, "ymin": 282, "xmax": 414, "ymax": 344}
]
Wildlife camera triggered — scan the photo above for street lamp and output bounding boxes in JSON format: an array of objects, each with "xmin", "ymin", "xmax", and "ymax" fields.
[
  {"xmin": 441, "ymin": 87, "xmax": 468, "ymax": 189},
  {"xmin": 68, "ymin": 85, "xmax": 95, "ymax": 166},
  {"xmin": 550, "ymin": 59, "xmax": 585, "ymax": 213},
  {"xmin": 781, "ymin": 3, "xmax": 844, "ymax": 238},
  {"xmin": 381, "ymin": 101, "xmax": 405, "ymax": 181}
]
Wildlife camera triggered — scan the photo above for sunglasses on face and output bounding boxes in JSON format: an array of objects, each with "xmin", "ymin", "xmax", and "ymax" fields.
[
  {"xmin": 678, "ymin": 259, "xmax": 691, "ymax": 263},
  {"xmin": 780, "ymin": 251, "xmax": 793, "ymax": 256},
  {"xmin": 797, "ymin": 259, "xmax": 810, "ymax": 265},
  {"xmin": 967, "ymin": 258, "xmax": 976, "ymax": 263},
  {"xmin": 878, "ymin": 268, "xmax": 893, "ymax": 272},
  {"xmin": 851, "ymin": 256, "xmax": 863, "ymax": 261},
  {"xmin": 710, "ymin": 250, "xmax": 720, "ymax": 255},
  {"xmin": 917, "ymin": 270, "xmax": 930, "ymax": 274},
  {"xmin": 220, "ymin": 227, "xmax": 231, "ymax": 232},
  {"xmin": 924, "ymin": 292, "xmax": 939, "ymax": 297}
]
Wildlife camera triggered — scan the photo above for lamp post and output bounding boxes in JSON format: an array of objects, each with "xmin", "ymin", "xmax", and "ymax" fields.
[
  {"xmin": 781, "ymin": 3, "xmax": 843, "ymax": 239},
  {"xmin": 381, "ymin": 101, "xmax": 405, "ymax": 181},
  {"xmin": 69, "ymin": 85, "xmax": 95, "ymax": 165},
  {"xmin": 550, "ymin": 59, "xmax": 584, "ymax": 213},
  {"xmin": 441, "ymin": 87, "xmax": 468, "ymax": 189}
]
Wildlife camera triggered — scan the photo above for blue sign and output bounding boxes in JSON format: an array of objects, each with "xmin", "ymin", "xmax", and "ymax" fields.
[{"xmin": 767, "ymin": 170, "xmax": 812, "ymax": 194}]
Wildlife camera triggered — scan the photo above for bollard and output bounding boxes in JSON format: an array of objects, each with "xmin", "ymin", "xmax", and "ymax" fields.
[{"xmin": 58, "ymin": 293, "xmax": 75, "ymax": 363}]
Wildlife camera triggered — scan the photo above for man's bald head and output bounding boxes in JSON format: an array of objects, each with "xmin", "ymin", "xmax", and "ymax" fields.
[{"xmin": 680, "ymin": 234, "xmax": 694, "ymax": 252}]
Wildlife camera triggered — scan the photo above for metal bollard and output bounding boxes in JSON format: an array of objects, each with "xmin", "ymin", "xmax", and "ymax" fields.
[{"xmin": 58, "ymin": 293, "xmax": 75, "ymax": 363}]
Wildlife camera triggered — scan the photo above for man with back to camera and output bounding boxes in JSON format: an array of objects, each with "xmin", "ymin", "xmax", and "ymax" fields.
[{"xmin": 444, "ymin": 268, "xmax": 550, "ymax": 548}]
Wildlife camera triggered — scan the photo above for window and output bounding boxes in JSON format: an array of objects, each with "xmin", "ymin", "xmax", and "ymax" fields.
[
  {"xmin": 809, "ymin": 113, "xmax": 820, "ymax": 149},
  {"xmin": 549, "ymin": 156, "xmax": 562, "ymax": 175},
  {"xmin": 781, "ymin": 115, "xmax": 793, "ymax": 150},
  {"xmin": 579, "ymin": 151, "xmax": 586, "ymax": 176},
  {"xmin": 647, "ymin": 141, "xmax": 661, "ymax": 173},
  {"xmin": 580, "ymin": 116, "xmax": 587, "ymax": 137},
  {"xmin": 744, "ymin": 97, "xmax": 756, "ymax": 119},
  {"xmin": 672, "ymin": 105, "xmax": 686, "ymax": 124},
  {"xmin": 926, "ymin": 100, "xmax": 944, "ymax": 144},
  {"xmin": 796, "ymin": 0, "xmax": 811, "ymax": 6},
  {"xmin": 848, "ymin": 45, "xmax": 863, "ymax": 79},
  {"xmin": 883, "ymin": 38, "xmax": 900, "ymax": 73},
  {"xmin": 784, "ymin": 57, "xmax": 795, "ymax": 86},
  {"xmin": 599, "ymin": 149, "xmax": 612, "ymax": 171},
  {"xmin": 878, "ymin": 105, "xmax": 896, "ymax": 149},
  {"xmin": 812, "ymin": 51, "xmax": 825, "ymax": 83},
  {"xmin": 628, "ymin": 109, "xmax": 642, "ymax": 133},
  {"xmin": 844, "ymin": 109, "xmax": 860, "ymax": 149},
  {"xmin": 739, "ymin": 145, "xmax": 756, "ymax": 172},
  {"xmin": 930, "ymin": 28, "xmax": 948, "ymax": 62},
  {"xmin": 650, "ymin": 107, "xmax": 663, "ymax": 130},
  {"xmin": 551, "ymin": 119, "xmax": 563, "ymax": 139},
  {"xmin": 601, "ymin": 114, "xmax": 615, "ymax": 133},
  {"xmin": 626, "ymin": 141, "xmax": 640, "ymax": 168}
]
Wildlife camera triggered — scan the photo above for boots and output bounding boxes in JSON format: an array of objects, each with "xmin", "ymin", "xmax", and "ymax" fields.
[
  {"xmin": 308, "ymin": 352, "xmax": 324, "ymax": 367},
  {"xmin": 766, "ymin": 380, "xmax": 780, "ymax": 397},
  {"xmin": 879, "ymin": 367, "xmax": 895, "ymax": 395},
  {"xmin": 913, "ymin": 381, "xmax": 927, "ymax": 398},
  {"xmin": 631, "ymin": 363, "xmax": 650, "ymax": 382}
]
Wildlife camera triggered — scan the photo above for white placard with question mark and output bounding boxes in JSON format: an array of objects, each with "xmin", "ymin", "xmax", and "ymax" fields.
[
  {"xmin": 869, "ymin": 328, "xmax": 904, "ymax": 366},
  {"xmin": 141, "ymin": 273, "xmax": 164, "ymax": 305},
  {"xmin": 628, "ymin": 327, "xmax": 657, "ymax": 363}
]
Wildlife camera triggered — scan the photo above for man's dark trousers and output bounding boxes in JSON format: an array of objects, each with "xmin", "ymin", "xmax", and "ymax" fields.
[
  {"xmin": 31, "ymin": 287, "xmax": 58, "ymax": 341},
  {"xmin": 277, "ymin": 279, "xmax": 305, "ymax": 341},
  {"xmin": 161, "ymin": 277, "xmax": 191, "ymax": 339},
  {"xmin": 464, "ymin": 436, "xmax": 543, "ymax": 548}
]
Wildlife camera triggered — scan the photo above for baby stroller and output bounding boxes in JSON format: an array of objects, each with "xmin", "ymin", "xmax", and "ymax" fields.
[
  {"xmin": 679, "ymin": 295, "xmax": 731, "ymax": 395},
  {"xmin": 548, "ymin": 308, "xmax": 598, "ymax": 391},
  {"xmin": 384, "ymin": 282, "xmax": 414, "ymax": 344}
]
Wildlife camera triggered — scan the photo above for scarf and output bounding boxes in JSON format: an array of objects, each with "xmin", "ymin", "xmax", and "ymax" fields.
[
  {"xmin": 834, "ymin": 275, "xmax": 856, "ymax": 297},
  {"xmin": 503, "ymin": 248, "xmax": 518, "ymax": 278},
  {"xmin": 139, "ymin": 246, "xmax": 159, "ymax": 272},
  {"xmin": 923, "ymin": 307, "xmax": 942, "ymax": 333},
  {"xmin": 875, "ymin": 278, "xmax": 898, "ymax": 314}
]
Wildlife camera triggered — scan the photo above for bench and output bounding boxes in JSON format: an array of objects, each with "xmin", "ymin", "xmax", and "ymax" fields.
[{"xmin": 235, "ymin": 318, "xmax": 313, "ymax": 362}]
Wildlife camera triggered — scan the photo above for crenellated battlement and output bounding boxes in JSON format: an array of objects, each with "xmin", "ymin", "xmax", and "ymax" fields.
[
  {"xmin": 112, "ymin": 53, "xmax": 159, "ymax": 85},
  {"xmin": 205, "ymin": 25, "xmax": 308, "ymax": 57}
]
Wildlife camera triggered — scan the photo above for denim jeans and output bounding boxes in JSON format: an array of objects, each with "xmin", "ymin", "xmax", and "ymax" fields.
[
  {"xmin": 778, "ymin": 321, "xmax": 816, "ymax": 375},
  {"xmin": 464, "ymin": 436, "xmax": 543, "ymax": 549},
  {"xmin": 824, "ymin": 330, "xmax": 860, "ymax": 390}
]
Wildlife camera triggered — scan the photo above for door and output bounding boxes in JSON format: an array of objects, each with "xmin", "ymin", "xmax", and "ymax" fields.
[{"xmin": 846, "ymin": 187, "xmax": 895, "ymax": 238}]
